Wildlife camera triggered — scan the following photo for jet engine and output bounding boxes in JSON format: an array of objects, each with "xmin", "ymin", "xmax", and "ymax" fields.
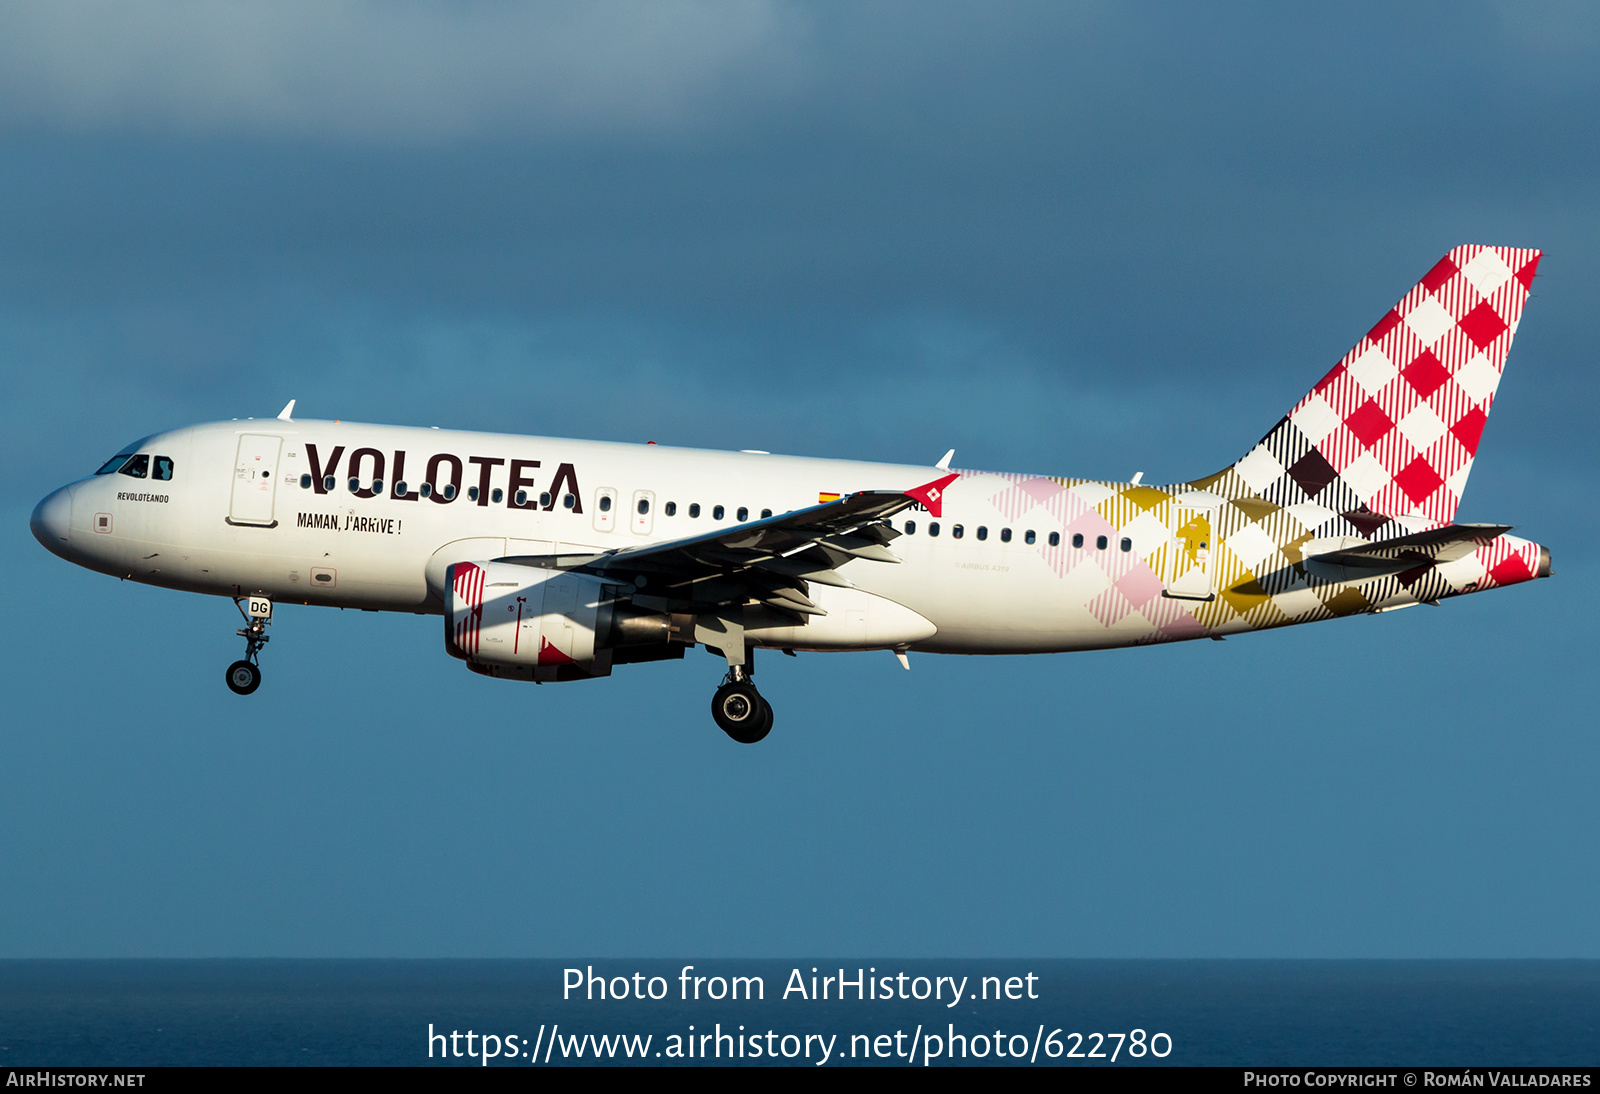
[{"xmin": 444, "ymin": 560, "xmax": 687, "ymax": 682}]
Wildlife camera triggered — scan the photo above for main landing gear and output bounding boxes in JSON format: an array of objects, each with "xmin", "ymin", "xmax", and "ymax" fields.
[
  {"xmin": 711, "ymin": 665, "xmax": 773, "ymax": 745},
  {"xmin": 226, "ymin": 595, "xmax": 271, "ymax": 696}
]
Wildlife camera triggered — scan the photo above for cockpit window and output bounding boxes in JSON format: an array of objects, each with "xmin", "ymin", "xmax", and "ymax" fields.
[
  {"xmin": 96, "ymin": 450, "xmax": 136, "ymax": 475},
  {"xmin": 152, "ymin": 456, "xmax": 174, "ymax": 481},
  {"xmin": 118, "ymin": 454, "xmax": 150, "ymax": 479}
]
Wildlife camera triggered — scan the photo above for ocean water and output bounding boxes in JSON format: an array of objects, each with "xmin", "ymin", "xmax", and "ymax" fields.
[{"xmin": 0, "ymin": 960, "xmax": 1596, "ymax": 1066}]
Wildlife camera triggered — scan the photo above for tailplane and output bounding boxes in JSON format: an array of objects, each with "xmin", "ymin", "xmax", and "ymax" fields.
[{"xmin": 1210, "ymin": 245, "xmax": 1540, "ymax": 537}]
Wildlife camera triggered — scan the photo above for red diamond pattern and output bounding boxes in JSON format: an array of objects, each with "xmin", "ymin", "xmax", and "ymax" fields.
[
  {"xmin": 1401, "ymin": 349, "xmax": 1450, "ymax": 399},
  {"xmin": 1346, "ymin": 399, "xmax": 1394, "ymax": 448},
  {"xmin": 1393, "ymin": 457, "xmax": 1445, "ymax": 506},
  {"xmin": 1458, "ymin": 300, "xmax": 1508, "ymax": 350},
  {"xmin": 1450, "ymin": 405, "xmax": 1488, "ymax": 456},
  {"xmin": 1421, "ymin": 256, "xmax": 1459, "ymax": 294},
  {"xmin": 1515, "ymin": 256, "xmax": 1541, "ymax": 291},
  {"xmin": 1489, "ymin": 552, "xmax": 1533, "ymax": 586},
  {"xmin": 1366, "ymin": 310, "xmax": 1401, "ymax": 345}
]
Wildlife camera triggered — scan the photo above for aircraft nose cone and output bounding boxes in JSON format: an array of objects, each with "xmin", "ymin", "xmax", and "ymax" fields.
[{"xmin": 30, "ymin": 486, "xmax": 73, "ymax": 558}]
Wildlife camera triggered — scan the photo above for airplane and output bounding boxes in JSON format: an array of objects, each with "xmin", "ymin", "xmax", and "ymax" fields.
[{"xmin": 31, "ymin": 244, "xmax": 1550, "ymax": 744}]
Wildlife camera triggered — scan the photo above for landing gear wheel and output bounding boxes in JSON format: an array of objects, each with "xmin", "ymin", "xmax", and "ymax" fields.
[
  {"xmin": 226, "ymin": 659, "xmax": 261, "ymax": 696},
  {"xmin": 228, "ymin": 596, "xmax": 271, "ymax": 696},
  {"xmin": 712, "ymin": 681, "xmax": 772, "ymax": 744}
]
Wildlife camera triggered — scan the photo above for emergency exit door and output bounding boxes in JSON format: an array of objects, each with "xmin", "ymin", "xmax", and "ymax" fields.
[{"xmin": 1163, "ymin": 507, "xmax": 1216, "ymax": 601}]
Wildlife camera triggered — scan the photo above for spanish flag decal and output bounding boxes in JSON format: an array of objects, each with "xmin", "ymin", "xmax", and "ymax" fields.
[{"xmin": 818, "ymin": 492, "xmax": 841, "ymax": 503}]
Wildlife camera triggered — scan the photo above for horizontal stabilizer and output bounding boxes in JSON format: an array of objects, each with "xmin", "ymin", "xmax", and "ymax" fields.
[{"xmin": 1306, "ymin": 522, "xmax": 1509, "ymax": 574}]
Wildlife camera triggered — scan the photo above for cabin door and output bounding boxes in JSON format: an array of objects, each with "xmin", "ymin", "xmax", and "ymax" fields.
[{"xmin": 229, "ymin": 434, "xmax": 283, "ymax": 527}]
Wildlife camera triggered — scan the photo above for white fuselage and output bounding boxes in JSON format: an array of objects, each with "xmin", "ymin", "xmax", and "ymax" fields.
[{"xmin": 37, "ymin": 419, "xmax": 1150, "ymax": 654}]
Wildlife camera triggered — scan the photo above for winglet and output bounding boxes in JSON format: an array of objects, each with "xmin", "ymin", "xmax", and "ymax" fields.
[
  {"xmin": 935, "ymin": 449, "xmax": 954, "ymax": 471},
  {"xmin": 904, "ymin": 472, "xmax": 959, "ymax": 517},
  {"xmin": 277, "ymin": 399, "xmax": 296, "ymax": 422}
]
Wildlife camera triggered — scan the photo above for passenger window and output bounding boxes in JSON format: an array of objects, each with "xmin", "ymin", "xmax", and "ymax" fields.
[
  {"xmin": 713, "ymin": 505, "xmax": 725, "ymax": 520},
  {"xmin": 152, "ymin": 456, "xmax": 174, "ymax": 481},
  {"xmin": 96, "ymin": 451, "xmax": 136, "ymax": 475},
  {"xmin": 1071, "ymin": 533, "xmax": 1084, "ymax": 548},
  {"xmin": 1096, "ymin": 535, "xmax": 1108, "ymax": 550},
  {"xmin": 420, "ymin": 483, "xmax": 433, "ymax": 498},
  {"xmin": 638, "ymin": 498, "xmax": 650, "ymax": 515},
  {"xmin": 761, "ymin": 509, "xmax": 772, "ymax": 519},
  {"xmin": 1050, "ymin": 532, "xmax": 1061, "ymax": 547},
  {"xmin": 737, "ymin": 507, "xmax": 748, "ymax": 522},
  {"xmin": 300, "ymin": 474, "xmax": 312, "ymax": 489},
  {"xmin": 490, "ymin": 488, "xmax": 502, "ymax": 503},
  {"xmin": 372, "ymin": 479, "xmax": 384, "ymax": 495},
  {"xmin": 119, "ymin": 454, "xmax": 150, "ymax": 479},
  {"xmin": 514, "ymin": 490, "xmax": 527, "ymax": 506},
  {"xmin": 689, "ymin": 503, "xmax": 701, "ymax": 518},
  {"xmin": 563, "ymin": 494, "xmax": 575, "ymax": 509},
  {"xmin": 468, "ymin": 486, "xmax": 480, "ymax": 501},
  {"xmin": 1120, "ymin": 537, "xmax": 1133, "ymax": 552},
  {"xmin": 599, "ymin": 495, "xmax": 613, "ymax": 512},
  {"xmin": 952, "ymin": 524, "xmax": 964, "ymax": 539},
  {"xmin": 1000, "ymin": 528, "xmax": 1011, "ymax": 543},
  {"xmin": 540, "ymin": 492, "xmax": 552, "ymax": 508},
  {"xmin": 324, "ymin": 476, "xmax": 336, "ymax": 492},
  {"xmin": 929, "ymin": 522, "xmax": 940, "ymax": 537},
  {"xmin": 665, "ymin": 501, "xmax": 677, "ymax": 516},
  {"xmin": 442, "ymin": 483, "xmax": 456, "ymax": 500},
  {"xmin": 976, "ymin": 526, "xmax": 988, "ymax": 541},
  {"xmin": 904, "ymin": 521, "xmax": 916, "ymax": 535},
  {"xmin": 347, "ymin": 477, "xmax": 359, "ymax": 493},
  {"xmin": 395, "ymin": 481, "xmax": 407, "ymax": 496},
  {"xmin": 1024, "ymin": 529, "xmax": 1036, "ymax": 545}
]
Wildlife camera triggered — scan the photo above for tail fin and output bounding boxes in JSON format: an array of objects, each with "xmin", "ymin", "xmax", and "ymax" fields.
[{"xmin": 1215, "ymin": 245, "xmax": 1540, "ymax": 532}]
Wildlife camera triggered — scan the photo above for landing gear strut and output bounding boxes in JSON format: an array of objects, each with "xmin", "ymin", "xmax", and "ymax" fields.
[
  {"xmin": 711, "ymin": 664, "xmax": 773, "ymax": 744},
  {"xmin": 226, "ymin": 596, "xmax": 271, "ymax": 696}
]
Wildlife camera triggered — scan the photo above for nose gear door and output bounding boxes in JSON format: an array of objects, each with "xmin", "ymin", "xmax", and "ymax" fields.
[{"xmin": 229, "ymin": 434, "xmax": 283, "ymax": 527}]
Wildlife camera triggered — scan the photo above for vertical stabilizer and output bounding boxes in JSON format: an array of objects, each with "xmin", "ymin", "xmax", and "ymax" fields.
[{"xmin": 1213, "ymin": 245, "xmax": 1540, "ymax": 535}]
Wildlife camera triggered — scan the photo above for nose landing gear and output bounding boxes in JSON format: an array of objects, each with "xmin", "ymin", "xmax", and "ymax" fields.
[
  {"xmin": 712, "ymin": 665, "xmax": 773, "ymax": 744},
  {"xmin": 226, "ymin": 596, "xmax": 271, "ymax": 696}
]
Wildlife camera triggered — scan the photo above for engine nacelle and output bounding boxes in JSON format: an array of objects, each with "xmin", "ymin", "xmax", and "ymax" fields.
[{"xmin": 444, "ymin": 560, "xmax": 684, "ymax": 683}]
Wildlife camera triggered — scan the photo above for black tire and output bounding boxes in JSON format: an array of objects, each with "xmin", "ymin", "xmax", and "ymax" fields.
[
  {"xmin": 712, "ymin": 682, "xmax": 772, "ymax": 744},
  {"xmin": 226, "ymin": 660, "xmax": 261, "ymax": 696},
  {"xmin": 749, "ymin": 695, "xmax": 774, "ymax": 742}
]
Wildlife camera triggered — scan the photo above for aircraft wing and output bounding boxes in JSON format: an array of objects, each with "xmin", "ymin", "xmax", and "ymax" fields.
[
  {"xmin": 1306, "ymin": 523, "xmax": 1511, "ymax": 571},
  {"xmin": 498, "ymin": 472, "xmax": 960, "ymax": 616}
]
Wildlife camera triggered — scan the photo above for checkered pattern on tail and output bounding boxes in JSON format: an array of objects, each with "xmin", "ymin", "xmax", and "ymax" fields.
[{"xmin": 1223, "ymin": 245, "xmax": 1540, "ymax": 535}]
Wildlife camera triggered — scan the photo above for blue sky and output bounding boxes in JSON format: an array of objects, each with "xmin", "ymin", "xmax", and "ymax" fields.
[{"xmin": 2, "ymin": 1, "xmax": 1597, "ymax": 957}]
